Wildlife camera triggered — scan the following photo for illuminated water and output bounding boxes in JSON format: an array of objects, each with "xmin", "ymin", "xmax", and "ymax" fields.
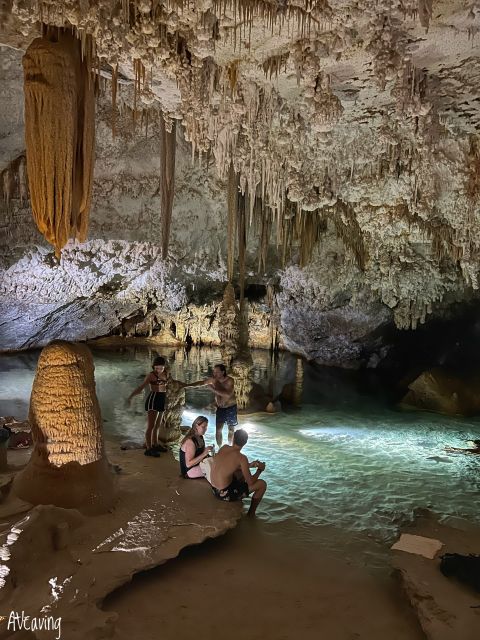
[{"xmin": 1, "ymin": 345, "xmax": 479, "ymax": 546}]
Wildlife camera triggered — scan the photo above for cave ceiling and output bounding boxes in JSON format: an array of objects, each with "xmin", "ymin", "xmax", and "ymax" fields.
[{"xmin": 2, "ymin": 1, "xmax": 480, "ymax": 334}]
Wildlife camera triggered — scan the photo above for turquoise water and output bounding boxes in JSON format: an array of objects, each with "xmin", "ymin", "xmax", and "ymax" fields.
[{"xmin": 1, "ymin": 345, "xmax": 479, "ymax": 545}]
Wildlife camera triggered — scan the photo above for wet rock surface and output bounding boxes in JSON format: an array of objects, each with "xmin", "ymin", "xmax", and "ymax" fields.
[
  {"xmin": 392, "ymin": 514, "xmax": 480, "ymax": 640},
  {"xmin": 0, "ymin": 446, "xmax": 242, "ymax": 640},
  {"xmin": 401, "ymin": 368, "xmax": 480, "ymax": 417}
]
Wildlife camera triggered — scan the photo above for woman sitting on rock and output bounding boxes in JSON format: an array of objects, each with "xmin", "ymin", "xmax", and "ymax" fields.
[{"xmin": 180, "ymin": 416, "xmax": 213, "ymax": 478}]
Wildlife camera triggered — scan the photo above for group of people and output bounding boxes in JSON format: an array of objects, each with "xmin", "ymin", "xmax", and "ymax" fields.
[
  {"xmin": 179, "ymin": 416, "xmax": 267, "ymax": 516},
  {"xmin": 128, "ymin": 357, "xmax": 267, "ymax": 516}
]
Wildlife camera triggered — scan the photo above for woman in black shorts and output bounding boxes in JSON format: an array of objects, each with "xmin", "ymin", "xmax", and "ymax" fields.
[{"xmin": 127, "ymin": 356, "xmax": 169, "ymax": 457}]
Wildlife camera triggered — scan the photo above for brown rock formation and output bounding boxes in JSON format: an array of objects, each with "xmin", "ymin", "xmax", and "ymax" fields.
[
  {"xmin": 218, "ymin": 282, "xmax": 241, "ymax": 366},
  {"xmin": 157, "ymin": 375, "xmax": 186, "ymax": 445},
  {"xmin": 12, "ymin": 341, "xmax": 115, "ymax": 514},
  {"xmin": 401, "ymin": 368, "xmax": 480, "ymax": 417},
  {"xmin": 23, "ymin": 28, "xmax": 95, "ymax": 257}
]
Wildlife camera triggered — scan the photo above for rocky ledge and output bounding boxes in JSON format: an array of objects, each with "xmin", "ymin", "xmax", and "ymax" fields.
[
  {"xmin": 0, "ymin": 444, "xmax": 242, "ymax": 640},
  {"xmin": 392, "ymin": 513, "xmax": 480, "ymax": 640}
]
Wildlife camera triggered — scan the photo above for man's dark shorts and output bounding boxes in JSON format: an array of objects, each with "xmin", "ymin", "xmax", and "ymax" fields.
[
  {"xmin": 216, "ymin": 404, "xmax": 238, "ymax": 428},
  {"xmin": 212, "ymin": 477, "xmax": 250, "ymax": 502}
]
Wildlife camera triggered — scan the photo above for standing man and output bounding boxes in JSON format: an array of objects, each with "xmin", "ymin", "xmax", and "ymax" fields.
[{"xmin": 188, "ymin": 364, "xmax": 237, "ymax": 446}]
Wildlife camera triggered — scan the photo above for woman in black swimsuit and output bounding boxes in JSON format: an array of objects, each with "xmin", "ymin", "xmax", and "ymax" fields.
[
  {"xmin": 179, "ymin": 416, "xmax": 213, "ymax": 478},
  {"xmin": 128, "ymin": 356, "xmax": 169, "ymax": 457}
]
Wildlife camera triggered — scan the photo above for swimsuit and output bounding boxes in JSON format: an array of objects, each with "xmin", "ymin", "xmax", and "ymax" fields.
[
  {"xmin": 212, "ymin": 476, "xmax": 249, "ymax": 501},
  {"xmin": 145, "ymin": 391, "xmax": 166, "ymax": 412},
  {"xmin": 179, "ymin": 435, "xmax": 205, "ymax": 478},
  {"xmin": 145, "ymin": 375, "xmax": 166, "ymax": 412},
  {"xmin": 216, "ymin": 404, "xmax": 238, "ymax": 427}
]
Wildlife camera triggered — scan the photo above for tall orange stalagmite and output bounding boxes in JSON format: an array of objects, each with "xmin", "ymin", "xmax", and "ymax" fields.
[
  {"xmin": 22, "ymin": 29, "xmax": 95, "ymax": 257},
  {"xmin": 12, "ymin": 341, "xmax": 115, "ymax": 515}
]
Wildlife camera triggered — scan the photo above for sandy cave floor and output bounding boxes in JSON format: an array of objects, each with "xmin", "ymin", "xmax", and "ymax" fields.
[{"xmin": 104, "ymin": 515, "xmax": 425, "ymax": 640}]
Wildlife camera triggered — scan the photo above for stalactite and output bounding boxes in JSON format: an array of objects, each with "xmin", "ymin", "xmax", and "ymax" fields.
[
  {"xmin": 111, "ymin": 62, "xmax": 118, "ymax": 138},
  {"xmin": 237, "ymin": 188, "xmax": 247, "ymax": 303},
  {"xmin": 1, "ymin": 155, "xmax": 27, "ymax": 206},
  {"xmin": 257, "ymin": 205, "xmax": 271, "ymax": 274},
  {"xmin": 330, "ymin": 201, "xmax": 366, "ymax": 271},
  {"xmin": 159, "ymin": 116, "xmax": 176, "ymax": 260},
  {"xmin": 261, "ymin": 51, "xmax": 289, "ymax": 79},
  {"xmin": 418, "ymin": 0, "xmax": 433, "ymax": 32},
  {"xmin": 133, "ymin": 58, "xmax": 142, "ymax": 128},
  {"xmin": 227, "ymin": 59, "xmax": 240, "ymax": 95},
  {"xmin": 2, "ymin": 167, "xmax": 11, "ymax": 207},
  {"xmin": 227, "ymin": 161, "xmax": 237, "ymax": 281},
  {"xmin": 466, "ymin": 135, "xmax": 480, "ymax": 205},
  {"xmin": 22, "ymin": 29, "xmax": 95, "ymax": 257}
]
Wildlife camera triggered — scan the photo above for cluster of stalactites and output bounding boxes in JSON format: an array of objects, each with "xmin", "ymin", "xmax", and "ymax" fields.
[{"xmin": 22, "ymin": 27, "xmax": 95, "ymax": 257}]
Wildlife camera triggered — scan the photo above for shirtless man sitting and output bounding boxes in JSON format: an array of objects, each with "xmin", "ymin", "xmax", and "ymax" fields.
[
  {"xmin": 209, "ymin": 429, "xmax": 267, "ymax": 517},
  {"xmin": 188, "ymin": 364, "xmax": 238, "ymax": 446}
]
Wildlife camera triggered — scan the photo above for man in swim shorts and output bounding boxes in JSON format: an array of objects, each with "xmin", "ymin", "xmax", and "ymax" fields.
[
  {"xmin": 188, "ymin": 363, "xmax": 238, "ymax": 446},
  {"xmin": 209, "ymin": 429, "xmax": 267, "ymax": 516}
]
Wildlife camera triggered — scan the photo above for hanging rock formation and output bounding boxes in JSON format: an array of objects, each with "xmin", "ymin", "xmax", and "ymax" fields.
[
  {"xmin": 12, "ymin": 341, "xmax": 115, "ymax": 514},
  {"xmin": 160, "ymin": 116, "xmax": 176, "ymax": 259},
  {"xmin": 22, "ymin": 29, "xmax": 95, "ymax": 257}
]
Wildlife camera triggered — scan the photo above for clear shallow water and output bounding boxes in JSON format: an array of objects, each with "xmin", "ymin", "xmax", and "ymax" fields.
[{"xmin": 1, "ymin": 345, "xmax": 479, "ymax": 546}]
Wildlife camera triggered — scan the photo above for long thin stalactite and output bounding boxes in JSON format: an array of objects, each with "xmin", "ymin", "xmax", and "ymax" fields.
[
  {"xmin": 159, "ymin": 116, "xmax": 176, "ymax": 260},
  {"xmin": 227, "ymin": 161, "xmax": 237, "ymax": 281}
]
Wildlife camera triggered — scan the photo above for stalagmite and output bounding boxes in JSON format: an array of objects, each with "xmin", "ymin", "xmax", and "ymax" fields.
[
  {"xmin": 12, "ymin": 341, "xmax": 115, "ymax": 515},
  {"xmin": 156, "ymin": 377, "xmax": 185, "ymax": 445},
  {"xmin": 231, "ymin": 356, "xmax": 254, "ymax": 410},
  {"xmin": 159, "ymin": 116, "xmax": 177, "ymax": 259},
  {"xmin": 218, "ymin": 282, "xmax": 240, "ymax": 365},
  {"xmin": 22, "ymin": 29, "xmax": 95, "ymax": 257},
  {"xmin": 231, "ymin": 294, "xmax": 255, "ymax": 410}
]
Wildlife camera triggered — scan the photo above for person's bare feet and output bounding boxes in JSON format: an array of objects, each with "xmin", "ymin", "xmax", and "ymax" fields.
[{"xmin": 247, "ymin": 498, "xmax": 261, "ymax": 517}]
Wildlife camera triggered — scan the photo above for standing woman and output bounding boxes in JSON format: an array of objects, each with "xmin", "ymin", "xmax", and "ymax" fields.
[
  {"xmin": 180, "ymin": 416, "xmax": 213, "ymax": 478},
  {"xmin": 128, "ymin": 356, "xmax": 168, "ymax": 457}
]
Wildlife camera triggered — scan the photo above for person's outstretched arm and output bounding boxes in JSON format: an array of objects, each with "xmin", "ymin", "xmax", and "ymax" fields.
[
  {"xmin": 127, "ymin": 375, "xmax": 151, "ymax": 404},
  {"xmin": 185, "ymin": 377, "xmax": 214, "ymax": 388}
]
